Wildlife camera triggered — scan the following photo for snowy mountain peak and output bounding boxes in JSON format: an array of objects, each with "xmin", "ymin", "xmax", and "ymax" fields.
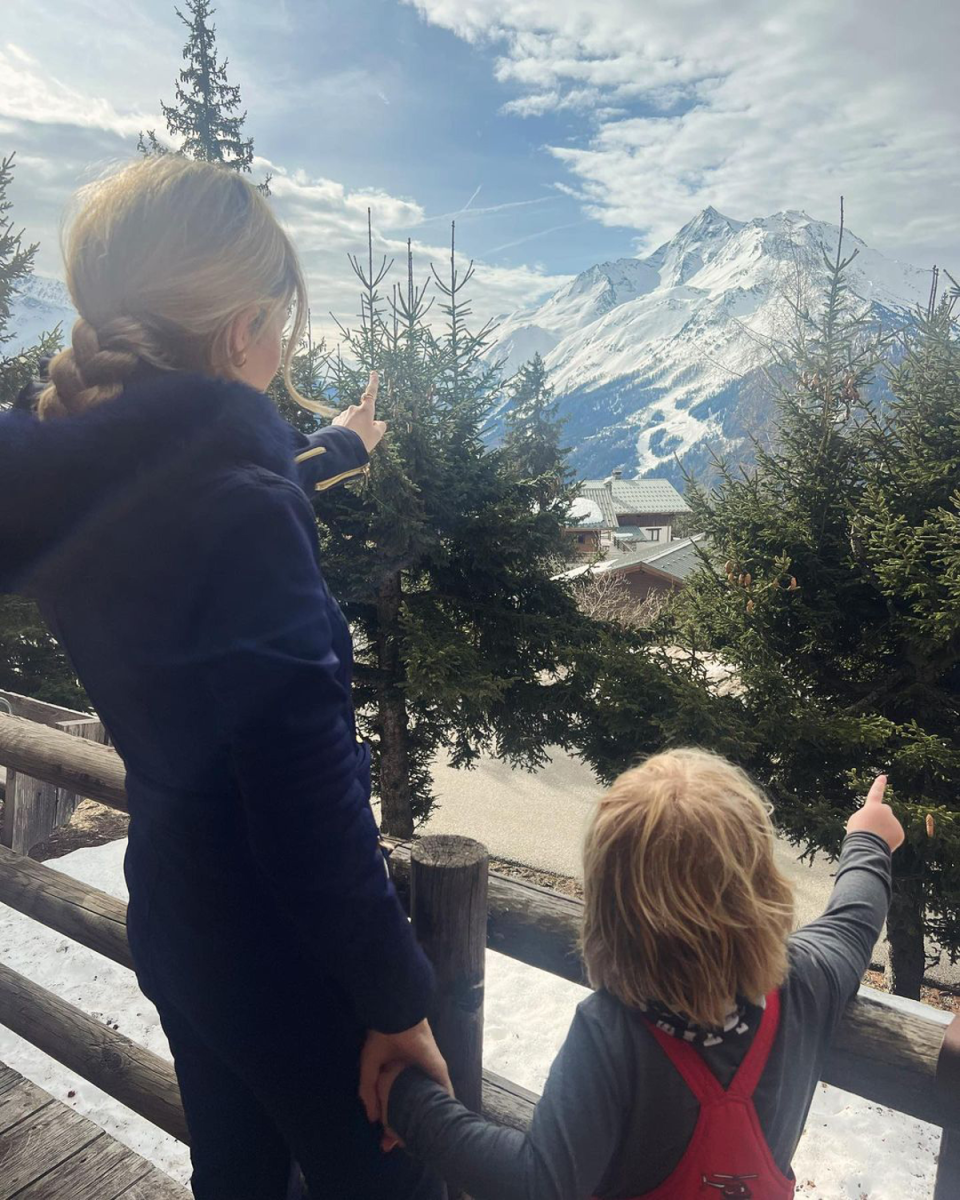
[
  {"xmin": 644, "ymin": 206, "xmax": 746, "ymax": 287},
  {"xmin": 680, "ymin": 205, "xmax": 744, "ymax": 236},
  {"xmin": 17, "ymin": 275, "xmax": 73, "ymax": 309},
  {"xmin": 495, "ymin": 207, "xmax": 932, "ymax": 483},
  {"xmin": 7, "ymin": 274, "xmax": 75, "ymax": 353}
]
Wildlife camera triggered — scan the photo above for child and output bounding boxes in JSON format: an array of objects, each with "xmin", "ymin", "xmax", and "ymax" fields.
[{"xmin": 376, "ymin": 748, "xmax": 903, "ymax": 1199}]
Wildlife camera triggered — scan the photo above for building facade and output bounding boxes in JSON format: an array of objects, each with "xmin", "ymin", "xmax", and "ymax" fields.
[{"xmin": 565, "ymin": 472, "xmax": 691, "ymax": 555}]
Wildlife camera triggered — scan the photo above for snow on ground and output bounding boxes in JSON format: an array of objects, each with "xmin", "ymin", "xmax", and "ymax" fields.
[{"xmin": 0, "ymin": 839, "xmax": 941, "ymax": 1197}]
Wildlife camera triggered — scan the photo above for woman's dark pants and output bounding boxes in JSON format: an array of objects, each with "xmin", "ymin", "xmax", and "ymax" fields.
[{"xmin": 129, "ymin": 853, "xmax": 444, "ymax": 1200}]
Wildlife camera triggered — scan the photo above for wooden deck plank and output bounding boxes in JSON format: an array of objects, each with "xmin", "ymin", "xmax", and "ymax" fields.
[
  {"xmin": 0, "ymin": 1078, "xmax": 51, "ymax": 1137},
  {"xmin": 114, "ymin": 1165, "xmax": 192, "ymax": 1199},
  {"xmin": 0, "ymin": 1061, "xmax": 189, "ymax": 1200},
  {"xmin": 11, "ymin": 1131, "xmax": 155, "ymax": 1200},
  {"xmin": 0, "ymin": 1102, "xmax": 95, "ymax": 1199},
  {"xmin": 0, "ymin": 1064, "xmax": 21, "ymax": 1095}
]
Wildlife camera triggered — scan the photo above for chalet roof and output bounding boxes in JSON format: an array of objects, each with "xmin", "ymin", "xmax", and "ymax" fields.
[
  {"xmin": 567, "ymin": 486, "xmax": 619, "ymax": 530},
  {"xmin": 567, "ymin": 495, "xmax": 610, "ymax": 530},
  {"xmin": 630, "ymin": 535, "xmax": 706, "ymax": 581},
  {"xmin": 580, "ymin": 477, "xmax": 691, "ymax": 517},
  {"xmin": 557, "ymin": 535, "xmax": 708, "ymax": 583}
]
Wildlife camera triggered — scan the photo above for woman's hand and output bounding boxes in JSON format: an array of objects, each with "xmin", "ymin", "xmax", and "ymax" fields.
[
  {"xmin": 359, "ymin": 1018, "xmax": 452, "ymax": 1123},
  {"xmin": 375, "ymin": 1060, "xmax": 409, "ymax": 1152},
  {"xmin": 846, "ymin": 775, "xmax": 905, "ymax": 852},
  {"xmin": 332, "ymin": 370, "xmax": 387, "ymax": 455}
]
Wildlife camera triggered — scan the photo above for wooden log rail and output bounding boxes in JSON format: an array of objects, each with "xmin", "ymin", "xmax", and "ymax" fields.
[
  {"xmin": 0, "ymin": 691, "xmax": 107, "ymax": 855},
  {"xmin": 0, "ymin": 959, "xmax": 188, "ymax": 1142},
  {"xmin": 0, "ymin": 711, "xmax": 959, "ymax": 1169},
  {"xmin": 0, "ymin": 950, "xmax": 536, "ymax": 1139}
]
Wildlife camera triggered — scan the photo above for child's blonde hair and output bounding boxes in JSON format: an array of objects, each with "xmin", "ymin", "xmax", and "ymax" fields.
[
  {"xmin": 39, "ymin": 155, "xmax": 331, "ymax": 419},
  {"xmin": 582, "ymin": 747, "xmax": 795, "ymax": 1029}
]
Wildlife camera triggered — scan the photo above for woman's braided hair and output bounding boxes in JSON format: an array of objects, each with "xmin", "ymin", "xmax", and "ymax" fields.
[
  {"xmin": 38, "ymin": 155, "xmax": 331, "ymax": 420},
  {"xmin": 40, "ymin": 316, "xmax": 169, "ymax": 417}
]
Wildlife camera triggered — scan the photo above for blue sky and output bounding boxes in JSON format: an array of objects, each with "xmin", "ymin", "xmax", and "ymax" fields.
[
  {"xmin": 240, "ymin": 0, "xmax": 631, "ymax": 269},
  {"xmin": 2, "ymin": 0, "xmax": 958, "ymax": 334}
]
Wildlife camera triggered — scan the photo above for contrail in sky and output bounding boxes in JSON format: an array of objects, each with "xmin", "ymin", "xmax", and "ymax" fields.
[
  {"xmin": 485, "ymin": 220, "xmax": 588, "ymax": 255},
  {"xmin": 460, "ymin": 185, "xmax": 482, "ymax": 212},
  {"xmin": 419, "ymin": 196, "xmax": 561, "ymax": 225}
]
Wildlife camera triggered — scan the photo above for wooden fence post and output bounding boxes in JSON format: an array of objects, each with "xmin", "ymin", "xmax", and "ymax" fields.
[
  {"xmin": 0, "ymin": 692, "xmax": 105, "ymax": 855},
  {"xmin": 411, "ymin": 835, "xmax": 488, "ymax": 1119}
]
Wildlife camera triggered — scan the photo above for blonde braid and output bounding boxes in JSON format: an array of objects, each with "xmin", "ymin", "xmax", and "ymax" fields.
[{"xmin": 38, "ymin": 316, "xmax": 168, "ymax": 419}]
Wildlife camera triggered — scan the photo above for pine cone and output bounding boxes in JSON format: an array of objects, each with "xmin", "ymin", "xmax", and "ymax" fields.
[
  {"xmin": 746, "ymin": 600, "xmax": 755, "ymax": 614},
  {"xmin": 926, "ymin": 813, "xmax": 935, "ymax": 838},
  {"xmin": 788, "ymin": 576, "xmax": 798, "ymax": 591}
]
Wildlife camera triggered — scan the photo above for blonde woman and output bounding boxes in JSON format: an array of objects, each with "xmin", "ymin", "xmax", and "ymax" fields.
[
  {"xmin": 0, "ymin": 156, "xmax": 448, "ymax": 1200},
  {"xmin": 376, "ymin": 750, "xmax": 903, "ymax": 1200}
]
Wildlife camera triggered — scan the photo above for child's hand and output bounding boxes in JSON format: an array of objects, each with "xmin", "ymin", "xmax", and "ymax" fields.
[
  {"xmin": 376, "ymin": 1060, "xmax": 409, "ymax": 1152},
  {"xmin": 846, "ymin": 775, "xmax": 904, "ymax": 852}
]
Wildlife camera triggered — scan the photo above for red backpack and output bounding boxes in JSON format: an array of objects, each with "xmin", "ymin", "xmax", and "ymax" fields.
[{"xmin": 618, "ymin": 990, "xmax": 795, "ymax": 1199}]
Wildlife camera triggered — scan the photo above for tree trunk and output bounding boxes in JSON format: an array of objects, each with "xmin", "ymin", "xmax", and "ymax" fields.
[
  {"xmin": 376, "ymin": 571, "xmax": 414, "ymax": 839},
  {"xmin": 887, "ymin": 870, "xmax": 925, "ymax": 1000}
]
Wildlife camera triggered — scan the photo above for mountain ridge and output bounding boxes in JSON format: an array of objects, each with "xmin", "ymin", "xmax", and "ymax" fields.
[
  {"xmin": 494, "ymin": 208, "xmax": 930, "ymax": 482},
  {"xmin": 6, "ymin": 275, "xmax": 74, "ymax": 356}
]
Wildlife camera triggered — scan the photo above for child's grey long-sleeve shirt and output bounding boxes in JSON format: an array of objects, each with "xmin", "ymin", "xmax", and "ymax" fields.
[{"xmin": 388, "ymin": 832, "xmax": 893, "ymax": 1200}]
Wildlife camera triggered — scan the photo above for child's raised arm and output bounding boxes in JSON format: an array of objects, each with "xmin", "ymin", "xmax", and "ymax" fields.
[{"xmin": 789, "ymin": 775, "xmax": 900, "ymax": 1022}]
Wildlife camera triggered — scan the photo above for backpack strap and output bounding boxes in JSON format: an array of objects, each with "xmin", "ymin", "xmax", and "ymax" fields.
[
  {"xmin": 727, "ymin": 990, "xmax": 782, "ymax": 1100},
  {"xmin": 644, "ymin": 990, "xmax": 782, "ymax": 1105}
]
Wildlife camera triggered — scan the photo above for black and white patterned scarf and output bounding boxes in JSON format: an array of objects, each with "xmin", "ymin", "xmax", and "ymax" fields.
[{"xmin": 637, "ymin": 995, "xmax": 766, "ymax": 1047}]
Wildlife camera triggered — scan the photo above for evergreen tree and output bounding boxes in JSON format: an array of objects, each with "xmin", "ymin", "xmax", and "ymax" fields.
[
  {"xmin": 0, "ymin": 153, "xmax": 60, "ymax": 409},
  {"xmin": 666, "ymin": 219, "xmax": 960, "ymax": 997},
  {"xmin": 311, "ymin": 221, "xmax": 669, "ymax": 836},
  {"xmin": 0, "ymin": 153, "xmax": 37, "ymax": 375},
  {"xmin": 0, "ymin": 598, "xmax": 89, "ymax": 710},
  {"xmin": 266, "ymin": 320, "xmax": 326, "ymax": 436},
  {"xmin": 0, "ymin": 154, "xmax": 85, "ymax": 709},
  {"xmin": 141, "ymin": 1, "xmax": 271, "ymax": 194},
  {"xmin": 850, "ymin": 272, "xmax": 960, "ymax": 996},
  {"xmin": 502, "ymin": 353, "xmax": 569, "ymax": 501}
]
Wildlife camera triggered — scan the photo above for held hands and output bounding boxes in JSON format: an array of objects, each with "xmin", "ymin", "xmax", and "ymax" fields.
[
  {"xmin": 846, "ymin": 775, "xmax": 905, "ymax": 852},
  {"xmin": 359, "ymin": 1018, "xmax": 452, "ymax": 1144},
  {"xmin": 375, "ymin": 1061, "xmax": 409, "ymax": 1152},
  {"xmin": 332, "ymin": 370, "xmax": 387, "ymax": 455}
]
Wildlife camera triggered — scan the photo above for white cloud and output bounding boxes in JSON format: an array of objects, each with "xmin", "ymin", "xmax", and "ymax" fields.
[
  {"xmin": 404, "ymin": 0, "xmax": 960, "ymax": 266},
  {"xmin": 263, "ymin": 159, "xmax": 566, "ymax": 339},
  {"xmin": 0, "ymin": 44, "xmax": 150, "ymax": 138}
]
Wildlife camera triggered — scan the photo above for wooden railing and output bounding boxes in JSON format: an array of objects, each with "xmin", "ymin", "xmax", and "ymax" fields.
[
  {"xmin": 0, "ymin": 689, "xmax": 106, "ymax": 854},
  {"xmin": 0, "ymin": 711, "xmax": 957, "ymax": 1195}
]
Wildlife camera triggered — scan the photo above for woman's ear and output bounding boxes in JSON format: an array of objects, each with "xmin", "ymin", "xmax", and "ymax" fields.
[{"xmin": 226, "ymin": 306, "xmax": 260, "ymax": 369}]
